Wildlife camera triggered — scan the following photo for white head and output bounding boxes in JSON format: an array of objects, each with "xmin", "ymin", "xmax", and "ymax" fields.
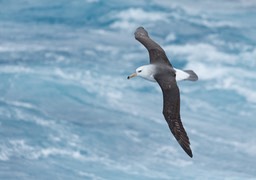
[{"xmin": 127, "ymin": 64, "xmax": 156, "ymax": 82}]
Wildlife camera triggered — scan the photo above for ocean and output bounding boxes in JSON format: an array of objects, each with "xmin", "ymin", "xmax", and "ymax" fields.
[{"xmin": 0, "ymin": 0, "xmax": 256, "ymax": 179}]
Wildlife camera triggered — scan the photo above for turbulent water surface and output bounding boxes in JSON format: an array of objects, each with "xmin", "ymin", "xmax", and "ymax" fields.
[{"xmin": 0, "ymin": 0, "xmax": 256, "ymax": 179}]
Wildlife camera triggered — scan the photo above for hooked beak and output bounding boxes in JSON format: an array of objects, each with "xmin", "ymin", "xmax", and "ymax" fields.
[{"xmin": 127, "ymin": 73, "xmax": 137, "ymax": 79}]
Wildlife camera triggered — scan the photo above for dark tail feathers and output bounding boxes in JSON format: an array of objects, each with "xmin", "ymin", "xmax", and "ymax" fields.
[{"xmin": 184, "ymin": 70, "xmax": 198, "ymax": 81}]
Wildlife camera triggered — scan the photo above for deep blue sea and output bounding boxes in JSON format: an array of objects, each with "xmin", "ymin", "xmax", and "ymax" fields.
[{"xmin": 1, "ymin": 0, "xmax": 256, "ymax": 179}]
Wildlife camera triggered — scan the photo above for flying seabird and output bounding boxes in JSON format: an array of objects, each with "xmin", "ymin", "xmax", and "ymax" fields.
[{"xmin": 128, "ymin": 27, "xmax": 198, "ymax": 158}]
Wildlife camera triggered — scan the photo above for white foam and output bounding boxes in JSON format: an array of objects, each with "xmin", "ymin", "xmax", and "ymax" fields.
[
  {"xmin": 124, "ymin": 130, "xmax": 141, "ymax": 142},
  {"xmin": 187, "ymin": 63, "xmax": 256, "ymax": 103},
  {"xmin": 110, "ymin": 8, "xmax": 168, "ymax": 30},
  {"xmin": 191, "ymin": 128, "xmax": 256, "ymax": 156},
  {"xmin": 0, "ymin": 44, "xmax": 45, "ymax": 52},
  {"xmin": 78, "ymin": 171, "xmax": 106, "ymax": 180},
  {"xmin": 221, "ymin": 78, "xmax": 256, "ymax": 103},
  {"xmin": 164, "ymin": 40, "xmax": 256, "ymax": 103},
  {"xmin": 153, "ymin": 145, "xmax": 193, "ymax": 167},
  {"xmin": 0, "ymin": 149, "xmax": 10, "ymax": 161},
  {"xmin": 165, "ymin": 33, "xmax": 176, "ymax": 42},
  {"xmin": 165, "ymin": 43, "xmax": 237, "ymax": 64},
  {"xmin": 0, "ymin": 66, "xmax": 33, "ymax": 74},
  {"xmin": 0, "ymin": 140, "xmax": 34, "ymax": 161},
  {"xmin": 14, "ymin": 109, "xmax": 55, "ymax": 127},
  {"xmin": 85, "ymin": 0, "xmax": 99, "ymax": 3},
  {"xmin": 153, "ymin": 145, "xmax": 177, "ymax": 156},
  {"xmin": 31, "ymin": 148, "xmax": 84, "ymax": 160},
  {"xmin": 1, "ymin": 99, "xmax": 37, "ymax": 110},
  {"xmin": 0, "ymin": 139, "xmax": 87, "ymax": 161},
  {"xmin": 115, "ymin": 8, "xmax": 168, "ymax": 22}
]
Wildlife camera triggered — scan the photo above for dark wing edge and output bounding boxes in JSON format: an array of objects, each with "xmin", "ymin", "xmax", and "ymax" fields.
[
  {"xmin": 155, "ymin": 74, "xmax": 193, "ymax": 158},
  {"xmin": 134, "ymin": 27, "xmax": 172, "ymax": 66},
  {"xmin": 167, "ymin": 115, "xmax": 193, "ymax": 158}
]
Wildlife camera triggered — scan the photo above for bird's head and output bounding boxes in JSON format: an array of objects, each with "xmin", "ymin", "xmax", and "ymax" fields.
[
  {"xmin": 127, "ymin": 66, "xmax": 143, "ymax": 79},
  {"xmin": 127, "ymin": 65, "xmax": 156, "ymax": 81}
]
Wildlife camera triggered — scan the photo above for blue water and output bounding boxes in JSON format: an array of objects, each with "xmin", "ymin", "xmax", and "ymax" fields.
[{"xmin": 1, "ymin": 0, "xmax": 256, "ymax": 179}]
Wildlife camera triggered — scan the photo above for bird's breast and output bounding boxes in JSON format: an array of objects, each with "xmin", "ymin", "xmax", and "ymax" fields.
[{"xmin": 142, "ymin": 74, "xmax": 157, "ymax": 82}]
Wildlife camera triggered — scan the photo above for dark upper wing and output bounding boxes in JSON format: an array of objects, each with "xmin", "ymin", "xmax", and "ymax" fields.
[
  {"xmin": 154, "ymin": 73, "xmax": 193, "ymax": 158},
  {"xmin": 134, "ymin": 27, "xmax": 172, "ymax": 67}
]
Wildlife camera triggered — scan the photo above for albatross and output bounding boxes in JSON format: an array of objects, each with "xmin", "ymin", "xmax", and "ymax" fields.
[{"xmin": 128, "ymin": 27, "xmax": 198, "ymax": 158}]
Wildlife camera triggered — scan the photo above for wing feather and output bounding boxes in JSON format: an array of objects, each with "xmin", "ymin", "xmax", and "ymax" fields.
[
  {"xmin": 134, "ymin": 27, "xmax": 172, "ymax": 66},
  {"xmin": 154, "ymin": 73, "xmax": 193, "ymax": 158}
]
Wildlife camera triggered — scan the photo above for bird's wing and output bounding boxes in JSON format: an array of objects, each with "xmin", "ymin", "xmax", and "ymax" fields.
[
  {"xmin": 154, "ymin": 73, "xmax": 193, "ymax": 158},
  {"xmin": 134, "ymin": 27, "xmax": 172, "ymax": 67}
]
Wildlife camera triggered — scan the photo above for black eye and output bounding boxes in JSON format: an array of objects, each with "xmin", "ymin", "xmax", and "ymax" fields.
[{"xmin": 138, "ymin": 70, "xmax": 142, "ymax": 73}]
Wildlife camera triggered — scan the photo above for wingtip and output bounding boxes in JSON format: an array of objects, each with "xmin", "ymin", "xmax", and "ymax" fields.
[
  {"xmin": 179, "ymin": 141, "xmax": 193, "ymax": 158},
  {"xmin": 184, "ymin": 146, "xmax": 193, "ymax": 158},
  {"xmin": 136, "ymin": 26, "xmax": 145, "ymax": 31},
  {"xmin": 187, "ymin": 150, "xmax": 193, "ymax": 158},
  {"xmin": 134, "ymin": 26, "xmax": 149, "ymax": 39}
]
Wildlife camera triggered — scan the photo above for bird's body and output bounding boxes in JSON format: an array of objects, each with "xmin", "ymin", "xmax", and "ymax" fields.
[
  {"xmin": 128, "ymin": 27, "xmax": 198, "ymax": 158},
  {"xmin": 133, "ymin": 64, "xmax": 197, "ymax": 82}
]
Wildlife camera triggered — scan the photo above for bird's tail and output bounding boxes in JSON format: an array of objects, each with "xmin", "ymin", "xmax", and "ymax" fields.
[{"xmin": 183, "ymin": 70, "xmax": 198, "ymax": 81}]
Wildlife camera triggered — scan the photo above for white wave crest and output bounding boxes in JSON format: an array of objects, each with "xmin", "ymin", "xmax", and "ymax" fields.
[{"xmin": 110, "ymin": 8, "xmax": 168, "ymax": 30}]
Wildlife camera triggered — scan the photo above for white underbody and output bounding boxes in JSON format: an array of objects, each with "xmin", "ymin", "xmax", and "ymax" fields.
[
  {"xmin": 174, "ymin": 68, "xmax": 190, "ymax": 81},
  {"xmin": 135, "ymin": 64, "xmax": 190, "ymax": 82}
]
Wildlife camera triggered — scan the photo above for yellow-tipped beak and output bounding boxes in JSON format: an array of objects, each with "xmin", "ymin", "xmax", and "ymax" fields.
[{"xmin": 127, "ymin": 73, "xmax": 137, "ymax": 79}]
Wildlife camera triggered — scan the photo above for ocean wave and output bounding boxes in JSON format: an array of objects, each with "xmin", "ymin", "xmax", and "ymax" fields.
[
  {"xmin": 31, "ymin": 147, "xmax": 84, "ymax": 160},
  {"xmin": 0, "ymin": 99, "xmax": 37, "ymax": 110},
  {"xmin": 191, "ymin": 128, "xmax": 256, "ymax": 157},
  {"xmin": 1, "ymin": 0, "xmax": 256, "ymax": 179},
  {"xmin": 77, "ymin": 171, "xmax": 106, "ymax": 180},
  {"xmin": 163, "ymin": 40, "xmax": 256, "ymax": 103},
  {"xmin": 0, "ymin": 139, "xmax": 84, "ymax": 161},
  {"xmin": 0, "ymin": 66, "xmax": 33, "ymax": 74},
  {"xmin": 0, "ymin": 140, "xmax": 33, "ymax": 161},
  {"xmin": 13, "ymin": 109, "xmax": 55, "ymax": 127},
  {"xmin": 110, "ymin": 8, "xmax": 168, "ymax": 30}
]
